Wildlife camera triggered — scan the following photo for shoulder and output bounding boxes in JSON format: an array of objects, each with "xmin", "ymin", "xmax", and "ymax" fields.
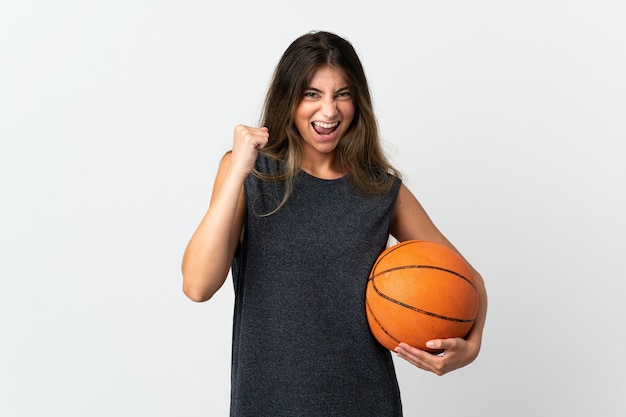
[
  {"xmin": 391, "ymin": 184, "xmax": 443, "ymax": 243},
  {"xmin": 393, "ymin": 184, "xmax": 421, "ymax": 221}
]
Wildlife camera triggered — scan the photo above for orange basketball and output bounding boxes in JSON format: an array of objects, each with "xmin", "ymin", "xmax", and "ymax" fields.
[{"xmin": 366, "ymin": 240, "xmax": 478, "ymax": 353}]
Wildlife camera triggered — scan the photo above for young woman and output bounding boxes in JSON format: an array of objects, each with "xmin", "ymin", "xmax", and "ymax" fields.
[{"xmin": 182, "ymin": 31, "xmax": 487, "ymax": 416}]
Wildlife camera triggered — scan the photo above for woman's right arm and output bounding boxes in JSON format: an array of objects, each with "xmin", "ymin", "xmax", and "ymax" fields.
[{"xmin": 181, "ymin": 125, "xmax": 269, "ymax": 302}]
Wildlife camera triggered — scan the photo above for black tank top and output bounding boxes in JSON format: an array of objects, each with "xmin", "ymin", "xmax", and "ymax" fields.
[{"xmin": 231, "ymin": 155, "xmax": 403, "ymax": 416}]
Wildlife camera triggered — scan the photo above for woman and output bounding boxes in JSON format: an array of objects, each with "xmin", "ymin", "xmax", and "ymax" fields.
[{"xmin": 182, "ymin": 31, "xmax": 487, "ymax": 416}]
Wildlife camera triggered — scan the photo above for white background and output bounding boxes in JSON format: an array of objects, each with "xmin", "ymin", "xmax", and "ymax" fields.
[{"xmin": 2, "ymin": 1, "xmax": 625, "ymax": 416}]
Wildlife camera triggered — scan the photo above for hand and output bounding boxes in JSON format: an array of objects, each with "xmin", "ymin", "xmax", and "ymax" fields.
[
  {"xmin": 230, "ymin": 124, "xmax": 269, "ymax": 177},
  {"xmin": 394, "ymin": 337, "xmax": 480, "ymax": 376}
]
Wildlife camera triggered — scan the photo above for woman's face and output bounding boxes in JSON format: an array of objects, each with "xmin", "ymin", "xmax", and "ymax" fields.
[{"xmin": 294, "ymin": 66, "xmax": 355, "ymax": 160}]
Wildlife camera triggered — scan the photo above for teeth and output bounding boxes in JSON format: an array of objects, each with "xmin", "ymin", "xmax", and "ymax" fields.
[{"xmin": 313, "ymin": 121, "xmax": 339, "ymax": 129}]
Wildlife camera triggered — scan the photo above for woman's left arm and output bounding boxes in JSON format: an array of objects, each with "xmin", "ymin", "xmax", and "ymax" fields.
[{"xmin": 389, "ymin": 184, "xmax": 488, "ymax": 376}]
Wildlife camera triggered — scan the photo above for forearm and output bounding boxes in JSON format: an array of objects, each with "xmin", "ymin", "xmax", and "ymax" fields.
[
  {"xmin": 465, "ymin": 267, "xmax": 488, "ymax": 356},
  {"xmin": 182, "ymin": 159, "xmax": 246, "ymax": 302}
]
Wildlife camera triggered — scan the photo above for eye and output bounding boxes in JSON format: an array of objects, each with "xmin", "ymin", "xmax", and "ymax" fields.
[
  {"xmin": 304, "ymin": 91, "xmax": 320, "ymax": 99},
  {"xmin": 336, "ymin": 91, "xmax": 352, "ymax": 99}
]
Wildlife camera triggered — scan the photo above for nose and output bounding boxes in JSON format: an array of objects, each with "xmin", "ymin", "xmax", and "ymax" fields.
[{"xmin": 320, "ymin": 97, "xmax": 337, "ymax": 118}]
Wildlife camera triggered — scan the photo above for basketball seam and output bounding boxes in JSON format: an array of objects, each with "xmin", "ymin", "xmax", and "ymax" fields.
[
  {"xmin": 369, "ymin": 264, "xmax": 478, "ymax": 293},
  {"xmin": 370, "ymin": 240, "xmax": 414, "ymax": 273},
  {"xmin": 366, "ymin": 299, "xmax": 400, "ymax": 344},
  {"xmin": 370, "ymin": 275, "xmax": 476, "ymax": 323}
]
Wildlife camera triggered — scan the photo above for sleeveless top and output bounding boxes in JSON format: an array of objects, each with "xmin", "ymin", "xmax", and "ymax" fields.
[{"xmin": 230, "ymin": 155, "xmax": 403, "ymax": 416}]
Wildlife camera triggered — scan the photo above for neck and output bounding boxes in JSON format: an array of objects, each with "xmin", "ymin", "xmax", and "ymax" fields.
[{"xmin": 300, "ymin": 155, "xmax": 346, "ymax": 180}]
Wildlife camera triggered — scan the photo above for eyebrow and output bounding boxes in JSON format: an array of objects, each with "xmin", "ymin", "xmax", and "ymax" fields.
[{"xmin": 306, "ymin": 86, "xmax": 351, "ymax": 94}]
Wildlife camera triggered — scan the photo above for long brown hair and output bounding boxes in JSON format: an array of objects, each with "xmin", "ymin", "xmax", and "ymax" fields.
[{"xmin": 257, "ymin": 31, "xmax": 400, "ymax": 211}]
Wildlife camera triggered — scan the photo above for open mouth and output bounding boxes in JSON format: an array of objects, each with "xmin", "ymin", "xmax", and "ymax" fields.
[{"xmin": 312, "ymin": 121, "xmax": 340, "ymax": 136}]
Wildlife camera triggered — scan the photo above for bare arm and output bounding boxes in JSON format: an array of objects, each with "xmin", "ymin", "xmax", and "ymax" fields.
[
  {"xmin": 181, "ymin": 125, "xmax": 269, "ymax": 302},
  {"xmin": 390, "ymin": 184, "xmax": 488, "ymax": 375}
]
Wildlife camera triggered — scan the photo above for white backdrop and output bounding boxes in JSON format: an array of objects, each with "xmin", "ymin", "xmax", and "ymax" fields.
[{"xmin": 2, "ymin": 1, "xmax": 625, "ymax": 416}]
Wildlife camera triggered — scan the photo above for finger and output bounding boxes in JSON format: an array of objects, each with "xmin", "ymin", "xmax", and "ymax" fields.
[
  {"xmin": 425, "ymin": 339, "xmax": 444, "ymax": 351},
  {"xmin": 394, "ymin": 348, "xmax": 427, "ymax": 371},
  {"xmin": 235, "ymin": 126, "xmax": 268, "ymax": 149},
  {"xmin": 426, "ymin": 337, "xmax": 461, "ymax": 352},
  {"xmin": 394, "ymin": 343, "xmax": 441, "ymax": 373},
  {"xmin": 249, "ymin": 127, "xmax": 269, "ymax": 148},
  {"xmin": 396, "ymin": 342, "xmax": 441, "ymax": 360},
  {"xmin": 234, "ymin": 124, "xmax": 268, "ymax": 138},
  {"xmin": 254, "ymin": 131, "xmax": 269, "ymax": 150}
]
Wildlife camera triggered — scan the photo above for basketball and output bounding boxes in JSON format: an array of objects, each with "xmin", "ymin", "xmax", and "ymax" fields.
[{"xmin": 366, "ymin": 240, "xmax": 478, "ymax": 353}]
